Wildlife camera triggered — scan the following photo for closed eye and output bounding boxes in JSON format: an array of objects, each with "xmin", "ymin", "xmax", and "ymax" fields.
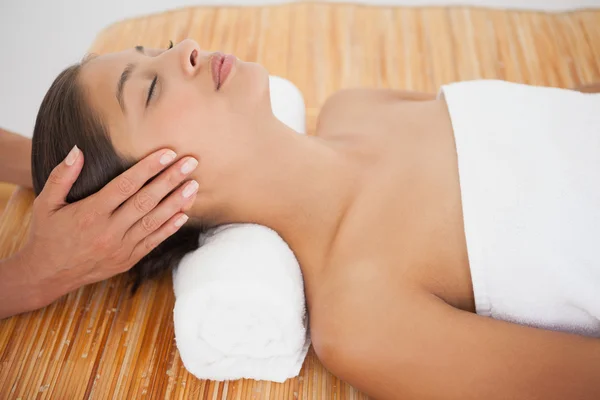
[
  {"xmin": 144, "ymin": 42, "xmax": 172, "ymax": 108},
  {"xmin": 146, "ymin": 76, "xmax": 158, "ymax": 107}
]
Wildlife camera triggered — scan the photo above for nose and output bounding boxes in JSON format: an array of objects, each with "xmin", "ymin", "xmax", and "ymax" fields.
[{"xmin": 176, "ymin": 39, "xmax": 202, "ymax": 77}]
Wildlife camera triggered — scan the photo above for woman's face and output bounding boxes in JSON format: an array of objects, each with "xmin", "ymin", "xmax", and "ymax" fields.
[{"xmin": 79, "ymin": 39, "xmax": 271, "ymax": 172}]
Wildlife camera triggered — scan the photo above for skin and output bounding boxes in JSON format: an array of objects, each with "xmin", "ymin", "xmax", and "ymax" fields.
[
  {"xmin": 0, "ymin": 127, "xmax": 32, "ymax": 187},
  {"xmin": 77, "ymin": 38, "xmax": 600, "ymax": 399},
  {"xmin": 0, "ymin": 146, "xmax": 200, "ymax": 318}
]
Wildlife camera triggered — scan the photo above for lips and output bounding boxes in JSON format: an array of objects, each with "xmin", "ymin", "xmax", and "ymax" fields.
[{"xmin": 210, "ymin": 52, "xmax": 236, "ymax": 90}]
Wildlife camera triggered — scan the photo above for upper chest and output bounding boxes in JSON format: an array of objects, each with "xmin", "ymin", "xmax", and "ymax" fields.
[{"xmin": 312, "ymin": 90, "xmax": 468, "ymax": 298}]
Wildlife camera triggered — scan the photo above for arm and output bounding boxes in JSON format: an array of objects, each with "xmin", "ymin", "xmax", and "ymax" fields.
[
  {"xmin": 0, "ymin": 127, "xmax": 32, "ymax": 187},
  {"xmin": 0, "ymin": 252, "xmax": 45, "ymax": 316},
  {"xmin": 318, "ymin": 289, "xmax": 600, "ymax": 400},
  {"xmin": 400, "ymin": 295, "xmax": 600, "ymax": 399}
]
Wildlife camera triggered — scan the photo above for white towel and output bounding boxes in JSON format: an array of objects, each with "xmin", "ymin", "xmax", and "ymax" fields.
[
  {"xmin": 441, "ymin": 80, "xmax": 600, "ymax": 337},
  {"xmin": 172, "ymin": 77, "xmax": 310, "ymax": 382},
  {"xmin": 269, "ymin": 75, "xmax": 306, "ymax": 134}
]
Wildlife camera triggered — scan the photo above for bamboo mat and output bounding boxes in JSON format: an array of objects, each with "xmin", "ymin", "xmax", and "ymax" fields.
[
  {"xmin": 1, "ymin": 4, "xmax": 599, "ymax": 399},
  {"xmin": 0, "ymin": 184, "xmax": 15, "ymax": 217}
]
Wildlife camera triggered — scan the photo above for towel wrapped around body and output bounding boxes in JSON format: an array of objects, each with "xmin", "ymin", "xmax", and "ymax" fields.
[{"xmin": 441, "ymin": 80, "xmax": 600, "ymax": 337}]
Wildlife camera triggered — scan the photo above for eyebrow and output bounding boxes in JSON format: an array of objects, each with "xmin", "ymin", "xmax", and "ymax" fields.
[{"xmin": 116, "ymin": 63, "xmax": 136, "ymax": 113}]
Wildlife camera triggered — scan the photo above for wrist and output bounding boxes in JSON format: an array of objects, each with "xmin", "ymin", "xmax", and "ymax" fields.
[
  {"xmin": 0, "ymin": 251, "xmax": 49, "ymax": 317},
  {"xmin": 14, "ymin": 249, "xmax": 74, "ymax": 311},
  {"xmin": 13, "ymin": 251, "xmax": 50, "ymax": 310}
]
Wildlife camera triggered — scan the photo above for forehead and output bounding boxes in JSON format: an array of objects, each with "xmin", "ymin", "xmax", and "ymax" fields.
[
  {"xmin": 81, "ymin": 46, "xmax": 163, "ymax": 80},
  {"xmin": 79, "ymin": 46, "xmax": 164, "ymax": 109},
  {"xmin": 81, "ymin": 50, "xmax": 132, "ymax": 95},
  {"xmin": 78, "ymin": 47, "xmax": 163, "ymax": 135},
  {"xmin": 78, "ymin": 49, "xmax": 144, "ymax": 154},
  {"xmin": 78, "ymin": 51, "xmax": 132, "ymax": 141}
]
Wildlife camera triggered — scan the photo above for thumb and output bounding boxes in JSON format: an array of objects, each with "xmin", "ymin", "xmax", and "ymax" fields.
[{"xmin": 38, "ymin": 145, "xmax": 84, "ymax": 209}]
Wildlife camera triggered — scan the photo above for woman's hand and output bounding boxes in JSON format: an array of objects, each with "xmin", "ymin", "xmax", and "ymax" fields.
[{"xmin": 16, "ymin": 145, "xmax": 199, "ymax": 311}]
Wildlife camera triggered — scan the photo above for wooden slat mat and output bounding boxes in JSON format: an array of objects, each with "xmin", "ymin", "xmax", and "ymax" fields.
[
  {"xmin": 0, "ymin": 184, "xmax": 16, "ymax": 216},
  {"xmin": 1, "ymin": 4, "xmax": 599, "ymax": 399}
]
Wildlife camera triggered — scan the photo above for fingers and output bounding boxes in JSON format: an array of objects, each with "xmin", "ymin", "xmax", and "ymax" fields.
[
  {"xmin": 110, "ymin": 156, "xmax": 198, "ymax": 230},
  {"xmin": 37, "ymin": 145, "xmax": 84, "ymax": 210},
  {"xmin": 94, "ymin": 148, "xmax": 179, "ymax": 213},
  {"xmin": 123, "ymin": 179, "xmax": 199, "ymax": 246},
  {"xmin": 127, "ymin": 212, "xmax": 190, "ymax": 266}
]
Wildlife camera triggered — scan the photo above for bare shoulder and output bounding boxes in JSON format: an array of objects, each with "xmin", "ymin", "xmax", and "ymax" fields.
[
  {"xmin": 316, "ymin": 88, "xmax": 436, "ymax": 137},
  {"xmin": 321, "ymin": 88, "xmax": 436, "ymax": 110}
]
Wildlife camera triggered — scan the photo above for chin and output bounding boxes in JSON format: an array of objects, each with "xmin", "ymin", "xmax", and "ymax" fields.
[
  {"xmin": 246, "ymin": 61, "xmax": 270, "ymax": 90},
  {"xmin": 236, "ymin": 60, "xmax": 272, "ymax": 111}
]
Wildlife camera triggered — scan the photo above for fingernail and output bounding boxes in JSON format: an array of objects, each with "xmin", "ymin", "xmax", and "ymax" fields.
[
  {"xmin": 65, "ymin": 145, "xmax": 80, "ymax": 166},
  {"xmin": 181, "ymin": 157, "xmax": 198, "ymax": 174},
  {"xmin": 182, "ymin": 180, "xmax": 199, "ymax": 198},
  {"xmin": 174, "ymin": 214, "xmax": 189, "ymax": 227},
  {"xmin": 160, "ymin": 150, "xmax": 177, "ymax": 165}
]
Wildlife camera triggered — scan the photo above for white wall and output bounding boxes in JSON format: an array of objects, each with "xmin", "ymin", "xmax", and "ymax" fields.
[{"xmin": 1, "ymin": 0, "xmax": 599, "ymax": 137}]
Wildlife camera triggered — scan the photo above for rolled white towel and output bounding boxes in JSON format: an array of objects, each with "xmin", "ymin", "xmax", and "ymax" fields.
[
  {"xmin": 172, "ymin": 76, "xmax": 309, "ymax": 382},
  {"xmin": 269, "ymin": 75, "xmax": 306, "ymax": 134},
  {"xmin": 173, "ymin": 224, "xmax": 310, "ymax": 382}
]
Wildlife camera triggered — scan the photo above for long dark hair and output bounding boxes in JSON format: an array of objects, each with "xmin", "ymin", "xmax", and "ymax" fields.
[{"xmin": 31, "ymin": 63, "xmax": 206, "ymax": 292}]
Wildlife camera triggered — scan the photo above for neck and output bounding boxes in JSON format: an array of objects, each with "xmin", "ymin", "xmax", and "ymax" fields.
[{"xmin": 189, "ymin": 117, "xmax": 356, "ymax": 283}]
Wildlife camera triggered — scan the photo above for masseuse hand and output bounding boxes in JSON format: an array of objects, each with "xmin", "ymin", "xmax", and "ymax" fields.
[{"xmin": 20, "ymin": 145, "xmax": 199, "ymax": 308}]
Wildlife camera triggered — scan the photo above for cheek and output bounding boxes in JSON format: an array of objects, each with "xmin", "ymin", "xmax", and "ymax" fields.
[
  {"xmin": 164, "ymin": 90, "xmax": 233, "ymax": 140},
  {"xmin": 136, "ymin": 91, "xmax": 206, "ymax": 154},
  {"xmin": 132, "ymin": 84, "xmax": 251, "ymax": 162}
]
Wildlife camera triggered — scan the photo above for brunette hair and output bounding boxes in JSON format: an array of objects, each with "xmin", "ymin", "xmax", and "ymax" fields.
[{"xmin": 31, "ymin": 63, "xmax": 206, "ymax": 292}]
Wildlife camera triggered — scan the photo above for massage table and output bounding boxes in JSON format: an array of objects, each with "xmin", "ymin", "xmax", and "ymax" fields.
[{"xmin": 0, "ymin": 4, "xmax": 598, "ymax": 398}]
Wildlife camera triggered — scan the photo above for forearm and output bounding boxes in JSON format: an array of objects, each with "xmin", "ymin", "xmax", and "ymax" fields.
[
  {"xmin": 0, "ymin": 249, "xmax": 86, "ymax": 319},
  {"xmin": 0, "ymin": 127, "xmax": 32, "ymax": 187},
  {"xmin": 0, "ymin": 252, "xmax": 46, "ymax": 318},
  {"xmin": 332, "ymin": 291, "xmax": 600, "ymax": 400},
  {"xmin": 407, "ymin": 298, "xmax": 600, "ymax": 400}
]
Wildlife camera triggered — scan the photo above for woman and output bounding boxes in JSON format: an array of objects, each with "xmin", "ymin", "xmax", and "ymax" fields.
[{"xmin": 32, "ymin": 39, "xmax": 600, "ymax": 399}]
